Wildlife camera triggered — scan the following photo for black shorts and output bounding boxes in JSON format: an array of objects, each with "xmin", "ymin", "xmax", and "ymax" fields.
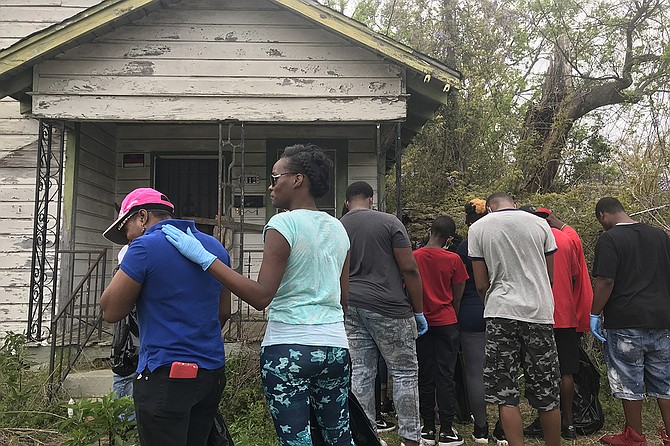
[{"xmin": 554, "ymin": 328, "xmax": 580, "ymax": 375}]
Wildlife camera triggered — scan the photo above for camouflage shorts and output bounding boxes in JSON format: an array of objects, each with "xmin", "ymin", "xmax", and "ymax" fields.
[{"xmin": 484, "ymin": 318, "xmax": 560, "ymax": 411}]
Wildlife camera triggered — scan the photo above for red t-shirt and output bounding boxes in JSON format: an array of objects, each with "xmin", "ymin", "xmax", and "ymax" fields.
[
  {"xmin": 551, "ymin": 228, "xmax": 580, "ymax": 328},
  {"xmin": 413, "ymin": 247, "xmax": 469, "ymax": 326},
  {"xmin": 563, "ymin": 226, "xmax": 594, "ymax": 332}
]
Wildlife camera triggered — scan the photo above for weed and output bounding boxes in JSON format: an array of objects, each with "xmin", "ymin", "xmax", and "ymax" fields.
[{"xmin": 59, "ymin": 393, "xmax": 137, "ymax": 446}]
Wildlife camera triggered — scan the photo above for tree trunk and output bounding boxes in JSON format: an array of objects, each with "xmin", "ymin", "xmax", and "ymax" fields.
[{"xmin": 518, "ymin": 36, "xmax": 574, "ymax": 193}]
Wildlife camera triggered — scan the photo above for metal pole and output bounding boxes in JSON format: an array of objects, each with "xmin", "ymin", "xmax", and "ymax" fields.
[
  {"xmin": 217, "ymin": 123, "xmax": 223, "ymax": 244},
  {"xmin": 395, "ymin": 122, "xmax": 402, "ymax": 220}
]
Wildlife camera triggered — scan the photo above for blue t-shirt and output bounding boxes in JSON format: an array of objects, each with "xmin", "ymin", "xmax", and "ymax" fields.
[
  {"xmin": 120, "ymin": 219, "xmax": 231, "ymax": 373},
  {"xmin": 263, "ymin": 210, "xmax": 350, "ymax": 325}
]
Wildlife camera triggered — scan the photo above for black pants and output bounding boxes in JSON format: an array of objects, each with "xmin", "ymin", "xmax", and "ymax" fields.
[
  {"xmin": 133, "ymin": 365, "xmax": 226, "ymax": 446},
  {"xmin": 416, "ymin": 324, "xmax": 459, "ymax": 429}
]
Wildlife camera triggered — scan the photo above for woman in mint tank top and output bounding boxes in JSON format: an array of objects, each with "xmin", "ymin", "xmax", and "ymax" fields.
[{"xmin": 162, "ymin": 144, "xmax": 355, "ymax": 446}]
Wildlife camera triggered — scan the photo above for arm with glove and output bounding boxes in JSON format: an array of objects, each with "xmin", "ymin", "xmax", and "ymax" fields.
[{"xmin": 162, "ymin": 224, "xmax": 287, "ymax": 310}]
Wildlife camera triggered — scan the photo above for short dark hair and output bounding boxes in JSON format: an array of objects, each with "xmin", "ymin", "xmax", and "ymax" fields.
[
  {"xmin": 595, "ymin": 197, "xmax": 625, "ymax": 216},
  {"xmin": 431, "ymin": 216, "xmax": 456, "ymax": 238},
  {"xmin": 486, "ymin": 192, "xmax": 515, "ymax": 208},
  {"xmin": 282, "ymin": 144, "xmax": 333, "ymax": 199},
  {"xmin": 346, "ymin": 181, "xmax": 374, "ymax": 201}
]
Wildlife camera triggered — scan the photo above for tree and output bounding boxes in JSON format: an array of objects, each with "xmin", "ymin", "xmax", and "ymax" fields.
[{"xmin": 517, "ymin": 0, "xmax": 670, "ymax": 192}]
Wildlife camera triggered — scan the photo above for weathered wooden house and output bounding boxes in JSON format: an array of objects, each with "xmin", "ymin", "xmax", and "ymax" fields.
[{"xmin": 0, "ymin": 0, "xmax": 460, "ymax": 366}]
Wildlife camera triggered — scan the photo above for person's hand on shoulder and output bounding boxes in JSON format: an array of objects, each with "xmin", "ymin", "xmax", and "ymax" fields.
[{"xmin": 162, "ymin": 225, "xmax": 217, "ymax": 270}]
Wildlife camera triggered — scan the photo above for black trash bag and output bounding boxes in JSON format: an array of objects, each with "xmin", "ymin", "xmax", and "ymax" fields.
[
  {"xmin": 572, "ymin": 346, "xmax": 605, "ymax": 436},
  {"xmin": 453, "ymin": 350, "xmax": 472, "ymax": 424},
  {"xmin": 311, "ymin": 390, "xmax": 382, "ymax": 446},
  {"xmin": 208, "ymin": 411, "xmax": 234, "ymax": 446}
]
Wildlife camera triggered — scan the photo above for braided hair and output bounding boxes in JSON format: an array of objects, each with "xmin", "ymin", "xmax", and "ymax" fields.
[{"xmin": 281, "ymin": 144, "xmax": 332, "ymax": 199}]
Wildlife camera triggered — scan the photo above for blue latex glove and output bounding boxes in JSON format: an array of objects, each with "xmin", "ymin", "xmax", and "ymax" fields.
[
  {"xmin": 162, "ymin": 224, "xmax": 217, "ymax": 271},
  {"xmin": 590, "ymin": 314, "xmax": 606, "ymax": 342},
  {"xmin": 415, "ymin": 313, "xmax": 428, "ymax": 337}
]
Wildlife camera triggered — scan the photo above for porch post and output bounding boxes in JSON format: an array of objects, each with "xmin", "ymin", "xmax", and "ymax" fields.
[
  {"xmin": 27, "ymin": 120, "xmax": 65, "ymax": 342},
  {"xmin": 395, "ymin": 122, "xmax": 403, "ymax": 221}
]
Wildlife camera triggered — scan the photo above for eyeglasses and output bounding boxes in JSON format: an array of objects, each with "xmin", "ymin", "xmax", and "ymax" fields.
[
  {"xmin": 117, "ymin": 211, "xmax": 138, "ymax": 232},
  {"xmin": 270, "ymin": 172, "xmax": 298, "ymax": 187}
]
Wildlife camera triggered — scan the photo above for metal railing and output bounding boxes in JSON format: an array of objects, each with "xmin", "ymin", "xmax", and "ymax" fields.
[{"xmin": 49, "ymin": 249, "xmax": 109, "ymax": 395}]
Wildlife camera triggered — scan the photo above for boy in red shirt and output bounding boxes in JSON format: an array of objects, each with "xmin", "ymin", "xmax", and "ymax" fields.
[{"xmin": 414, "ymin": 216, "xmax": 469, "ymax": 446}]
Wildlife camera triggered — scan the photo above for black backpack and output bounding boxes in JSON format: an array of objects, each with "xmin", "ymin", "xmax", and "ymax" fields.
[{"xmin": 110, "ymin": 311, "xmax": 140, "ymax": 377}]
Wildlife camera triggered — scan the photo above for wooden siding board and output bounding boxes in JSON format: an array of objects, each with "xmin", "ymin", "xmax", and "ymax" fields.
[
  {"xmin": 0, "ymin": 6, "xmax": 92, "ymax": 23},
  {"xmin": 55, "ymin": 41, "xmax": 383, "ymax": 61},
  {"xmin": 36, "ymin": 75, "xmax": 401, "ymax": 97},
  {"xmin": 38, "ymin": 59, "xmax": 401, "ymax": 78},
  {"xmin": 136, "ymin": 9, "xmax": 308, "ymax": 26},
  {"xmin": 32, "ymin": 95, "xmax": 407, "ymax": 121},
  {"xmin": 0, "ymin": 218, "xmax": 35, "ymax": 234},
  {"xmin": 0, "ymin": 168, "xmax": 35, "ymax": 185},
  {"xmin": 117, "ymin": 124, "xmax": 376, "ymax": 140},
  {"xmin": 102, "ymin": 24, "xmax": 337, "ymax": 43}
]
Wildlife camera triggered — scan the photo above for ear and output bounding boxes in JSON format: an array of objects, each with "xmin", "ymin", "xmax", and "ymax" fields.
[{"xmin": 293, "ymin": 172, "xmax": 304, "ymax": 188}]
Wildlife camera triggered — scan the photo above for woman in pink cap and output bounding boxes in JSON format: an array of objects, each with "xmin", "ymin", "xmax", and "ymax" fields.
[{"xmin": 100, "ymin": 187, "xmax": 232, "ymax": 446}]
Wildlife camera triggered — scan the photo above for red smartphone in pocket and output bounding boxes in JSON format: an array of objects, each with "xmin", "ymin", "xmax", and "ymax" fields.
[{"xmin": 169, "ymin": 361, "xmax": 198, "ymax": 379}]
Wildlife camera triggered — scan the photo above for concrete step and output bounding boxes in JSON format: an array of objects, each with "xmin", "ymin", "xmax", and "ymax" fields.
[{"xmin": 62, "ymin": 369, "xmax": 114, "ymax": 398}]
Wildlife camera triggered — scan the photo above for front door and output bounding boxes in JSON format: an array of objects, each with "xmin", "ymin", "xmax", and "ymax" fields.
[{"xmin": 154, "ymin": 156, "xmax": 221, "ymax": 235}]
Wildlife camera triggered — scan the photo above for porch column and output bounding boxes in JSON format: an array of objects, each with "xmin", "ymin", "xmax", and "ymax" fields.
[{"xmin": 27, "ymin": 120, "xmax": 65, "ymax": 342}]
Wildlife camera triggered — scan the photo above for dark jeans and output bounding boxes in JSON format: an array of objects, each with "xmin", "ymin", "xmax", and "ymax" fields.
[
  {"xmin": 133, "ymin": 365, "xmax": 226, "ymax": 446},
  {"xmin": 416, "ymin": 323, "xmax": 459, "ymax": 429}
]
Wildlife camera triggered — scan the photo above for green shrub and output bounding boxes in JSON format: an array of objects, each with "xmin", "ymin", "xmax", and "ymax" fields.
[{"xmin": 59, "ymin": 393, "xmax": 137, "ymax": 446}]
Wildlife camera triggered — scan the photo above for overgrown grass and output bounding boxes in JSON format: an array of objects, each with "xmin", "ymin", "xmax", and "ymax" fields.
[
  {"xmin": 220, "ymin": 344, "xmax": 277, "ymax": 445},
  {"xmin": 1, "ymin": 335, "xmax": 666, "ymax": 445},
  {"xmin": 0, "ymin": 332, "xmax": 68, "ymax": 446}
]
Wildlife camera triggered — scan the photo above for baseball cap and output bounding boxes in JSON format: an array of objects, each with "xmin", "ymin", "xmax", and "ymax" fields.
[
  {"xmin": 103, "ymin": 188, "xmax": 174, "ymax": 245},
  {"xmin": 519, "ymin": 205, "xmax": 550, "ymax": 219}
]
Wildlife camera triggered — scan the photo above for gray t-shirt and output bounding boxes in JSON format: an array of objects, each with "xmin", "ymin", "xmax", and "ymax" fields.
[
  {"xmin": 340, "ymin": 208, "xmax": 413, "ymax": 318},
  {"xmin": 468, "ymin": 209, "xmax": 557, "ymax": 324}
]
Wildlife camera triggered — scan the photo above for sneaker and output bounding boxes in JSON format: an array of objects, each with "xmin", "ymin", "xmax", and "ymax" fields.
[
  {"xmin": 439, "ymin": 427, "xmax": 464, "ymax": 446},
  {"xmin": 421, "ymin": 426, "xmax": 437, "ymax": 446},
  {"xmin": 492, "ymin": 420, "xmax": 508, "ymax": 446},
  {"xmin": 472, "ymin": 422, "xmax": 489, "ymax": 444},
  {"xmin": 376, "ymin": 418, "xmax": 396, "ymax": 433},
  {"xmin": 562, "ymin": 424, "xmax": 577, "ymax": 440},
  {"xmin": 380, "ymin": 399, "xmax": 395, "ymax": 415},
  {"xmin": 659, "ymin": 427, "xmax": 670, "ymax": 446},
  {"xmin": 600, "ymin": 426, "xmax": 647, "ymax": 446},
  {"xmin": 523, "ymin": 418, "xmax": 543, "ymax": 438}
]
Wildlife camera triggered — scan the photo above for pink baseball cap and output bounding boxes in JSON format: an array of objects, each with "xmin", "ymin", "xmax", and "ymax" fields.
[{"xmin": 103, "ymin": 188, "xmax": 174, "ymax": 245}]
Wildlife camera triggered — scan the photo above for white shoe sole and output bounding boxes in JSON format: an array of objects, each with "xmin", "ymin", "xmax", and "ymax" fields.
[
  {"xmin": 472, "ymin": 435, "xmax": 489, "ymax": 444},
  {"xmin": 438, "ymin": 439, "xmax": 464, "ymax": 446},
  {"xmin": 495, "ymin": 439, "xmax": 509, "ymax": 446}
]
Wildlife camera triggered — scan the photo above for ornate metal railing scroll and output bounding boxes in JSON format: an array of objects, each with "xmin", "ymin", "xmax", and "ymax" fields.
[{"xmin": 27, "ymin": 120, "xmax": 65, "ymax": 342}]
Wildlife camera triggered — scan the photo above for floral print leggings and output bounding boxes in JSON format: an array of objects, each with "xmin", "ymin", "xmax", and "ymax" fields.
[{"xmin": 261, "ymin": 344, "xmax": 355, "ymax": 446}]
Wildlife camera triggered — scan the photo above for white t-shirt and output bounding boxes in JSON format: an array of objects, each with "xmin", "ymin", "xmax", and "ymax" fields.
[{"xmin": 468, "ymin": 209, "xmax": 557, "ymax": 324}]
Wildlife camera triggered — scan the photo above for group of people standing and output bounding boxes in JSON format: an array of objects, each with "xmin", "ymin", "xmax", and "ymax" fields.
[{"xmin": 100, "ymin": 143, "xmax": 670, "ymax": 446}]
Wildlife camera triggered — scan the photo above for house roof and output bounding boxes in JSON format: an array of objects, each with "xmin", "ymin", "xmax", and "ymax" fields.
[{"xmin": 0, "ymin": 0, "xmax": 462, "ymax": 144}]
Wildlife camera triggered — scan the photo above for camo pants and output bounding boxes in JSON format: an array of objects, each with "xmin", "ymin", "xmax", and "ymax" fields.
[
  {"xmin": 261, "ymin": 345, "xmax": 355, "ymax": 446},
  {"xmin": 484, "ymin": 318, "xmax": 560, "ymax": 411}
]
